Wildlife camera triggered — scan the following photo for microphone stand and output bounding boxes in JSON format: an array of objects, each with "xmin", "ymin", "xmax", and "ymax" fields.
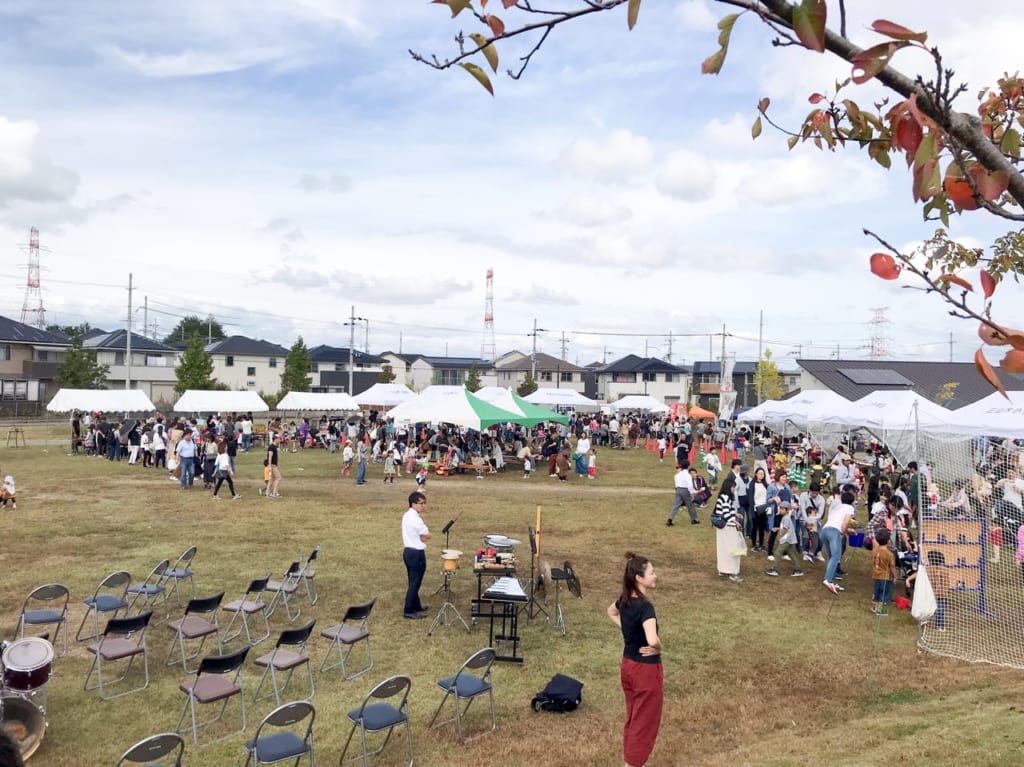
[{"xmin": 520, "ymin": 525, "xmax": 549, "ymax": 622}]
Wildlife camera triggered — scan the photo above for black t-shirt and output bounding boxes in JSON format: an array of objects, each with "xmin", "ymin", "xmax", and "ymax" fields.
[
  {"xmin": 268, "ymin": 443, "xmax": 279, "ymax": 466},
  {"xmin": 617, "ymin": 597, "xmax": 660, "ymax": 664}
]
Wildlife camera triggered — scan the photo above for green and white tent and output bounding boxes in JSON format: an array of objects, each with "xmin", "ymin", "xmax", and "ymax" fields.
[
  {"xmin": 386, "ymin": 385, "xmax": 523, "ymax": 431},
  {"xmin": 474, "ymin": 386, "xmax": 568, "ymax": 425}
]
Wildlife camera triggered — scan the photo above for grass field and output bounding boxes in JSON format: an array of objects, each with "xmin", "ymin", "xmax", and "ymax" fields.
[{"xmin": 2, "ymin": 427, "xmax": 1024, "ymax": 766}]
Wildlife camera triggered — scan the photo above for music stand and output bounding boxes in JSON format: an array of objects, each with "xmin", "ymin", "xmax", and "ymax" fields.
[
  {"xmin": 520, "ymin": 526, "xmax": 549, "ymax": 622},
  {"xmin": 428, "ymin": 514, "xmax": 470, "ymax": 636}
]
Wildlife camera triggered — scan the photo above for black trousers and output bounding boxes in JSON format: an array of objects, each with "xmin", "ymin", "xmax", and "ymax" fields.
[{"xmin": 403, "ymin": 548, "xmax": 426, "ymax": 615}]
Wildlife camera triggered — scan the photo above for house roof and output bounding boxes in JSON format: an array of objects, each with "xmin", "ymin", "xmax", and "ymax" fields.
[
  {"xmin": 0, "ymin": 315, "xmax": 70, "ymax": 346},
  {"xmin": 797, "ymin": 358, "xmax": 1024, "ymax": 408},
  {"xmin": 416, "ymin": 356, "xmax": 493, "ymax": 370},
  {"xmin": 83, "ymin": 329, "xmax": 178, "ymax": 353},
  {"xmin": 205, "ymin": 335, "xmax": 289, "ymax": 356},
  {"xmin": 494, "ymin": 352, "xmax": 583, "ymax": 372},
  {"xmin": 378, "ymin": 351, "xmax": 419, "ymax": 365},
  {"xmin": 691, "ymin": 360, "xmax": 759, "ymax": 375},
  {"xmin": 308, "ymin": 345, "xmax": 383, "ymax": 365},
  {"xmin": 600, "ymin": 355, "xmax": 688, "ymax": 374}
]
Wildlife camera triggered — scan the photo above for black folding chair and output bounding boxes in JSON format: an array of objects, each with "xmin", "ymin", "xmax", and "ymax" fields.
[{"xmin": 253, "ymin": 620, "xmax": 316, "ymax": 706}]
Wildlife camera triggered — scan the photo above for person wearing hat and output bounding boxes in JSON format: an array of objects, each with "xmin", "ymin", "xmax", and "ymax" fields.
[{"xmin": 789, "ymin": 452, "xmax": 808, "ymax": 491}]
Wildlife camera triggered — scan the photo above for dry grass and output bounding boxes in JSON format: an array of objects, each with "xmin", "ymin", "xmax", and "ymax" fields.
[{"xmin": 1, "ymin": 427, "xmax": 1023, "ymax": 766}]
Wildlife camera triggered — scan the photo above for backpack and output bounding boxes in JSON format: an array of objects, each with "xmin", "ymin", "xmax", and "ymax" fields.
[{"xmin": 531, "ymin": 673, "xmax": 584, "ymax": 713}]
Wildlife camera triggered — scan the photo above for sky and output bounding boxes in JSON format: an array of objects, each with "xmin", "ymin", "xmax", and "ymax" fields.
[{"xmin": 0, "ymin": 0, "xmax": 1021, "ymax": 369}]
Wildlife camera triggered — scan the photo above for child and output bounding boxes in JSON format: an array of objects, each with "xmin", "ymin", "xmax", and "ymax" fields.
[
  {"xmin": 1, "ymin": 475, "xmax": 15, "ymax": 510},
  {"xmin": 927, "ymin": 550, "xmax": 951, "ymax": 631},
  {"xmin": 522, "ymin": 455, "xmax": 532, "ymax": 479},
  {"xmin": 587, "ymin": 449, "xmax": 596, "ymax": 480},
  {"xmin": 766, "ymin": 502, "xmax": 803, "ymax": 577},
  {"xmin": 415, "ymin": 466, "xmax": 428, "ymax": 491},
  {"xmin": 704, "ymin": 451, "xmax": 721, "ymax": 489},
  {"xmin": 341, "ymin": 443, "xmax": 354, "ymax": 477},
  {"xmin": 258, "ymin": 460, "xmax": 271, "ymax": 496},
  {"xmin": 383, "ymin": 444, "xmax": 397, "ymax": 484},
  {"xmin": 871, "ymin": 529, "xmax": 896, "ymax": 615},
  {"xmin": 690, "ymin": 468, "xmax": 710, "ymax": 507},
  {"xmin": 657, "ymin": 435, "xmax": 667, "ymax": 463}
]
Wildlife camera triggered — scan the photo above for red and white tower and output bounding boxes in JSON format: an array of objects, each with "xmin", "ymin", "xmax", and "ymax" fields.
[
  {"xmin": 20, "ymin": 227, "xmax": 46, "ymax": 328},
  {"xmin": 481, "ymin": 267, "xmax": 496, "ymax": 361}
]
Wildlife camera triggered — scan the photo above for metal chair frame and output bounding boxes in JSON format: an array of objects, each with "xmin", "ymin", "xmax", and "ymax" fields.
[
  {"xmin": 243, "ymin": 700, "xmax": 315, "ymax": 767},
  {"xmin": 319, "ymin": 598, "xmax": 376, "ymax": 680},
  {"xmin": 164, "ymin": 592, "xmax": 224, "ymax": 672},
  {"xmin": 17, "ymin": 582, "xmax": 70, "ymax": 657},
  {"xmin": 84, "ymin": 611, "xmax": 152, "ymax": 700},
  {"xmin": 165, "ymin": 546, "xmax": 198, "ymax": 607},
  {"xmin": 253, "ymin": 620, "xmax": 316, "ymax": 706},
  {"xmin": 339, "ymin": 675, "xmax": 413, "ymax": 767},
  {"xmin": 222, "ymin": 574, "xmax": 272, "ymax": 646},
  {"xmin": 265, "ymin": 561, "xmax": 302, "ymax": 622},
  {"xmin": 115, "ymin": 732, "xmax": 185, "ymax": 767},
  {"xmin": 76, "ymin": 570, "xmax": 132, "ymax": 643},
  {"xmin": 298, "ymin": 546, "xmax": 320, "ymax": 606},
  {"xmin": 175, "ymin": 646, "xmax": 249, "ymax": 747},
  {"xmin": 126, "ymin": 559, "xmax": 171, "ymax": 624},
  {"xmin": 428, "ymin": 647, "xmax": 497, "ymax": 741}
]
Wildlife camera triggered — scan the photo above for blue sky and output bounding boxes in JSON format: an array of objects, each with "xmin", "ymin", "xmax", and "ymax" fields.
[{"xmin": 0, "ymin": 0, "xmax": 1020, "ymax": 368}]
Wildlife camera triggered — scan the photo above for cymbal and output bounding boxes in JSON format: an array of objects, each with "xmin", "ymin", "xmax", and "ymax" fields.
[{"xmin": 441, "ymin": 549, "xmax": 463, "ymax": 559}]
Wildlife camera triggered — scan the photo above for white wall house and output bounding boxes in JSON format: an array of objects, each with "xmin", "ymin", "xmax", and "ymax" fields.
[{"xmin": 206, "ymin": 336, "xmax": 291, "ymax": 394}]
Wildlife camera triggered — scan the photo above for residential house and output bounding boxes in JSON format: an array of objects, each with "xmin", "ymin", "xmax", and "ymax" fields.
[
  {"xmin": 206, "ymin": 336, "xmax": 291, "ymax": 394},
  {"xmin": 308, "ymin": 345, "xmax": 383, "ymax": 394},
  {"xmin": 796, "ymin": 358, "xmax": 1024, "ymax": 408},
  {"xmin": 690, "ymin": 360, "xmax": 802, "ymax": 411},
  {"xmin": 492, "ymin": 350, "xmax": 586, "ymax": 393},
  {"xmin": 377, "ymin": 352, "xmax": 419, "ymax": 388},
  {"xmin": 0, "ymin": 314, "xmax": 70, "ymax": 406},
  {"xmin": 83, "ymin": 330, "xmax": 180, "ymax": 405},
  {"xmin": 595, "ymin": 355, "xmax": 690, "ymax": 404},
  {"xmin": 408, "ymin": 356, "xmax": 496, "ymax": 391}
]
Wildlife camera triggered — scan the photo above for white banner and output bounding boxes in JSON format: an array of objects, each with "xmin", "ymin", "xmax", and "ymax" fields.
[
  {"xmin": 720, "ymin": 356, "xmax": 735, "ymax": 393},
  {"xmin": 718, "ymin": 391, "xmax": 737, "ymax": 422}
]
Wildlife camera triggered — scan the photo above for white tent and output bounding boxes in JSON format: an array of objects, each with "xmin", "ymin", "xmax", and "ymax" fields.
[
  {"xmin": 755, "ymin": 391, "xmax": 851, "ymax": 428},
  {"xmin": 353, "ymin": 383, "xmax": 416, "ymax": 407},
  {"xmin": 821, "ymin": 390, "xmax": 951, "ymax": 431},
  {"xmin": 735, "ymin": 400, "xmax": 784, "ymax": 423},
  {"xmin": 173, "ymin": 390, "xmax": 269, "ymax": 413},
  {"xmin": 386, "ymin": 386, "xmax": 522, "ymax": 430},
  {"xmin": 942, "ymin": 390, "xmax": 1024, "ymax": 437},
  {"xmin": 607, "ymin": 394, "xmax": 670, "ymax": 413},
  {"xmin": 277, "ymin": 391, "xmax": 359, "ymax": 412},
  {"xmin": 524, "ymin": 388, "xmax": 599, "ymax": 409},
  {"xmin": 48, "ymin": 388, "xmax": 156, "ymax": 413}
]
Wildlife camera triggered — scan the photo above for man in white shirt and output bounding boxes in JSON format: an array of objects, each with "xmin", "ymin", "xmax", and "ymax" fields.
[
  {"xmin": 667, "ymin": 461, "xmax": 699, "ymax": 526},
  {"xmin": 401, "ymin": 491, "xmax": 431, "ymax": 619}
]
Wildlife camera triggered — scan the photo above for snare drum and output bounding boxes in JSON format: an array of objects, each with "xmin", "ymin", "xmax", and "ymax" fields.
[
  {"xmin": 2, "ymin": 638, "xmax": 54, "ymax": 694},
  {"xmin": 441, "ymin": 549, "xmax": 462, "ymax": 572}
]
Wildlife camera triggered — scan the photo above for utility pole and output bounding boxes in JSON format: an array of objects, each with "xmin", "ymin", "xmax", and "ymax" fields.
[
  {"xmin": 364, "ymin": 320, "xmax": 370, "ymax": 354},
  {"xmin": 143, "ymin": 296, "xmax": 149, "ymax": 340},
  {"xmin": 757, "ymin": 309, "xmax": 764, "ymax": 403},
  {"xmin": 666, "ymin": 331, "xmax": 673, "ymax": 364},
  {"xmin": 559, "ymin": 331, "xmax": 569, "ymax": 361},
  {"xmin": 719, "ymin": 324, "xmax": 726, "ymax": 385},
  {"xmin": 528, "ymin": 319, "xmax": 546, "ymax": 380},
  {"xmin": 208, "ymin": 315, "xmax": 213, "ymax": 345},
  {"xmin": 344, "ymin": 305, "xmax": 366, "ymax": 394},
  {"xmin": 126, "ymin": 273, "xmax": 133, "ymax": 392},
  {"xmin": 949, "ymin": 332, "xmax": 954, "ymax": 362},
  {"xmin": 708, "ymin": 334, "xmax": 713, "ymax": 363},
  {"xmin": 399, "ymin": 331, "xmax": 403, "ymax": 354}
]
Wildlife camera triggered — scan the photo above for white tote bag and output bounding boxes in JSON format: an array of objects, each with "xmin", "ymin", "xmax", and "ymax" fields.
[{"xmin": 911, "ymin": 563, "xmax": 937, "ymax": 623}]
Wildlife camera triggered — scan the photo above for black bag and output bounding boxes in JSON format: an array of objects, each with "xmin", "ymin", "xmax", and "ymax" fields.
[{"xmin": 530, "ymin": 673, "xmax": 583, "ymax": 713}]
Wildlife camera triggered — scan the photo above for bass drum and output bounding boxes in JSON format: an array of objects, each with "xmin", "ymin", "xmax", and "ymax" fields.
[{"xmin": 0, "ymin": 696, "xmax": 45, "ymax": 761}]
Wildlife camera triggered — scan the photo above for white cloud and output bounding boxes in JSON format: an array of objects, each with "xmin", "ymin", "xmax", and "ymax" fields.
[
  {"xmin": 103, "ymin": 45, "xmax": 289, "ymax": 78},
  {"xmin": 0, "ymin": 117, "xmax": 79, "ymax": 209},
  {"xmin": 655, "ymin": 149, "xmax": 717, "ymax": 201},
  {"xmin": 558, "ymin": 129, "xmax": 653, "ymax": 183},
  {"xmin": 557, "ymin": 196, "xmax": 632, "ymax": 227},
  {"xmin": 673, "ymin": 0, "xmax": 718, "ymax": 31},
  {"xmin": 297, "ymin": 172, "xmax": 352, "ymax": 194}
]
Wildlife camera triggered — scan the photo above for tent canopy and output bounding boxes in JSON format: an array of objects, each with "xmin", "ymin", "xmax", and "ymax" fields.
[
  {"xmin": 688, "ymin": 405, "xmax": 716, "ymax": 419},
  {"xmin": 473, "ymin": 386, "xmax": 568, "ymax": 425},
  {"xmin": 386, "ymin": 386, "xmax": 524, "ymax": 430},
  {"xmin": 607, "ymin": 394, "xmax": 669, "ymax": 413},
  {"xmin": 943, "ymin": 390, "xmax": 1024, "ymax": 437},
  {"xmin": 523, "ymin": 388, "xmax": 598, "ymax": 409},
  {"xmin": 353, "ymin": 382, "xmax": 416, "ymax": 407},
  {"xmin": 821, "ymin": 390, "xmax": 950, "ymax": 431},
  {"xmin": 277, "ymin": 391, "xmax": 359, "ymax": 412},
  {"xmin": 173, "ymin": 390, "xmax": 269, "ymax": 413},
  {"xmin": 47, "ymin": 388, "xmax": 156, "ymax": 414}
]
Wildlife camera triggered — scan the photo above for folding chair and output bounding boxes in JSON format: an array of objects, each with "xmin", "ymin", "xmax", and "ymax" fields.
[
  {"xmin": 253, "ymin": 620, "xmax": 316, "ymax": 706},
  {"xmin": 339, "ymin": 675, "xmax": 413, "ymax": 766},
  {"xmin": 115, "ymin": 732, "xmax": 185, "ymax": 766},
  {"xmin": 319, "ymin": 597, "xmax": 376, "ymax": 680},
  {"xmin": 428, "ymin": 647, "xmax": 497, "ymax": 741},
  {"xmin": 175, "ymin": 646, "xmax": 249, "ymax": 747},
  {"xmin": 84, "ymin": 611, "xmax": 152, "ymax": 700},
  {"xmin": 126, "ymin": 559, "xmax": 171, "ymax": 624},
  {"xmin": 17, "ymin": 583, "xmax": 70, "ymax": 657},
  {"xmin": 165, "ymin": 546, "xmax": 198, "ymax": 607},
  {"xmin": 77, "ymin": 570, "xmax": 131, "ymax": 643},
  {"xmin": 222, "ymin": 575, "xmax": 272, "ymax": 646},
  {"xmin": 298, "ymin": 546, "xmax": 320, "ymax": 606},
  {"xmin": 265, "ymin": 562, "xmax": 302, "ymax": 622},
  {"xmin": 164, "ymin": 592, "xmax": 224, "ymax": 672},
  {"xmin": 243, "ymin": 700, "xmax": 315, "ymax": 767}
]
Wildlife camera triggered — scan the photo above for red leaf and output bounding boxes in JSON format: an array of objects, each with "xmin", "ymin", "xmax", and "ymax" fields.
[
  {"xmin": 975, "ymin": 348, "xmax": 1008, "ymax": 398},
  {"xmin": 792, "ymin": 0, "xmax": 826, "ymax": 53},
  {"xmin": 938, "ymin": 274, "xmax": 973, "ymax": 292},
  {"xmin": 977, "ymin": 323, "xmax": 1024, "ymax": 347},
  {"xmin": 894, "ymin": 115, "xmax": 923, "ymax": 156},
  {"xmin": 968, "ymin": 164, "xmax": 1010, "ymax": 201},
  {"xmin": 981, "ymin": 269, "xmax": 996, "ymax": 298},
  {"xmin": 944, "ymin": 176, "xmax": 979, "ymax": 211},
  {"xmin": 502, "ymin": 0, "xmax": 516, "ymax": 7},
  {"xmin": 852, "ymin": 42, "xmax": 905, "ymax": 84},
  {"xmin": 758, "ymin": 97, "xmax": 771, "ymax": 114},
  {"xmin": 1001, "ymin": 349, "xmax": 1024, "ymax": 374},
  {"xmin": 1008, "ymin": 335, "xmax": 1024, "ymax": 351},
  {"xmin": 870, "ymin": 19, "xmax": 928, "ymax": 43},
  {"xmin": 869, "ymin": 252, "xmax": 901, "ymax": 280},
  {"xmin": 486, "ymin": 14, "xmax": 505, "ymax": 36},
  {"xmin": 808, "ymin": 93, "xmax": 825, "ymax": 104}
]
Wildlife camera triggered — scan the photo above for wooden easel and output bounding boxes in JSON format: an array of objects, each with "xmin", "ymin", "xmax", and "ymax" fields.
[{"xmin": 5, "ymin": 427, "xmax": 26, "ymax": 448}]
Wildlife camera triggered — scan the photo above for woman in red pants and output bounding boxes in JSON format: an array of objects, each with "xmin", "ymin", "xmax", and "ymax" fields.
[{"xmin": 607, "ymin": 552, "xmax": 663, "ymax": 767}]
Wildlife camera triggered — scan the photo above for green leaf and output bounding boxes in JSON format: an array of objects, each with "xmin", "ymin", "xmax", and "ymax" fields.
[
  {"xmin": 701, "ymin": 14, "xmax": 738, "ymax": 76},
  {"xmin": 792, "ymin": 0, "xmax": 826, "ymax": 53},
  {"xmin": 459, "ymin": 62, "xmax": 494, "ymax": 95},
  {"xmin": 751, "ymin": 116, "xmax": 762, "ymax": 139},
  {"xmin": 701, "ymin": 49, "xmax": 725, "ymax": 75},
  {"xmin": 717, "ymin": 13, "xmax": 739, "ymax": 46},
  {"xmin": 1001, "ymin": 128, "xmax": 1021, "ymax": 159},
  {"xmin": 627, "ymin": 0, "xmax": 641, "ymax": 30},
  {"xmin": 787, "ymin": 135, "xmax": 799, "ymax": 150},
  {"xmin": 445, "ymin": 0, "xmax": 472, "ymax": 18},
  {"xmin": 469, "ymin": 33, "xmax": 498, "ymax": 72}
]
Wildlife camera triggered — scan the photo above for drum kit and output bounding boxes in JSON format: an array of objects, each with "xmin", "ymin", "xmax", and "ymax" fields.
[{"xmin": 0, "ymin": 637, "xmax": 54, "ymax": 761}]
